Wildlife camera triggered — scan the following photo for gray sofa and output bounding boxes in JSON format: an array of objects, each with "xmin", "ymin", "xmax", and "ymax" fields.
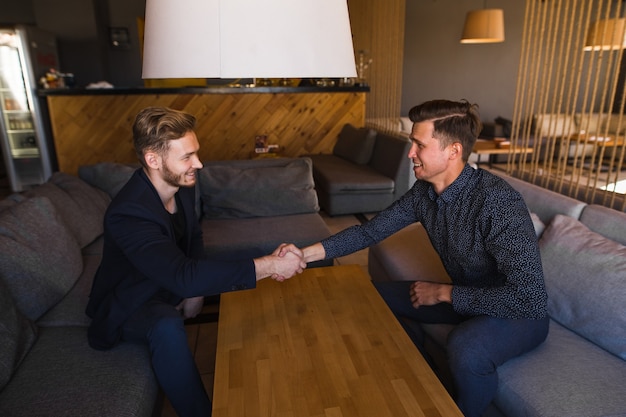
[
  {"xmin": 0, "ymin": 172, "xmax": 159, "ymax": 417},
  {"xmin": 307, "ymin": 123, "xmax": 413, "ymax": 216},
  {"xmin": 0, "ymin": 157, "xmax": 331, "ymax": 416},
  {"xmin": 368, "ymin": 169, "xmax": 626, "ymax": 417}
]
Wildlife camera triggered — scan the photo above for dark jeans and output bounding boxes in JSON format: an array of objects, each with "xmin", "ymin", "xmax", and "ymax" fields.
[
  {"xmin": 374, "ymin": 281, "xmax": 549, "ymax": 417},
  {"xmin": 121, "ymin": 299, "xmax": 212, "ymax": 417}
]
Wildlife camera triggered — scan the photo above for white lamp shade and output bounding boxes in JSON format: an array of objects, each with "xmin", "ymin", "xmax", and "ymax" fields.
[
  {"xmin": 142, "ymin": 0, "xmax": 357, "ymax": 79},
  {"xmin": 584, "ymin": 18, "xmax": 626, "ymax": 51},
  {"xmin": 460, "ymin": 9, "xmax": 505, "ymax": 44}
]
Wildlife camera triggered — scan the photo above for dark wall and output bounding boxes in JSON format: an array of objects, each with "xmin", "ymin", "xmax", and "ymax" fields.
[
  {"xmin": 402, "ymin": 0, "xmax": 525, "ymax": 123},
  {"xmin": 0, "ymin": 0, "xmax": 145, "ymax": 88}
]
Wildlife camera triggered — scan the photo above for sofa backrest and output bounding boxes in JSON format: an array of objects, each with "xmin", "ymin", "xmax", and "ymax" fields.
[
  {"xmin": 197, "ymin": 157, "xmax": 319, "ymax": 219},
  {"xmin": 497, "ymin": 172, "xmax": 587, "ymax": 224},
  {"xmin": 532, "ymin": 113, "xmax": 576, "ymax": 138},
  {"xmin": 332, "ymin": 124, "xmax": 377, "ymax": 165},
  {"xmin": 494, "ymin": 172, "xmax": 626, "ymax": 360},
  {"xmin": 533, "ymin": 112, "xmax": 625, "ymax": 136},
  {"xmin": 579, "ymin": 204, "xmax": 626, "ymax": 245},
  {"xmin": 369, "ymin": 132, "xmax": 413, "ymax": 196}
]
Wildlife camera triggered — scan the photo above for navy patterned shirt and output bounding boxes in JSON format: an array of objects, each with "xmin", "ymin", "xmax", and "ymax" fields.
[{"xmin": 321, "ymin": 165, "xmax": 548, "ymax": 320}]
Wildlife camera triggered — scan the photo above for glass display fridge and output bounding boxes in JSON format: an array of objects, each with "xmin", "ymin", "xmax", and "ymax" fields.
[{"xmin": 0, "ymin": 25, "xmax": 56, "ymax": 192}]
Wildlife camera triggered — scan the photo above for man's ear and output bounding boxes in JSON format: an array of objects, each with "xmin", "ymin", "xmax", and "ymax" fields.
[
  {"xmin": 450, "ymin": 142, "xmax": 463, "ymax": 160},
  {"xmin": 144, "ymin": 151, "xmax": 161, "ymax": 169}
]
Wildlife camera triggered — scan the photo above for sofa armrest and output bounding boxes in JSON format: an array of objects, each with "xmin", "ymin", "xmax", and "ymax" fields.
[
  {"xmin": 368, "ymin": 132, "xmax": 413, "ymax": 197},
  {"xmin": 368, "ymin": 223, "xmax": 450, "ymax": 283}
]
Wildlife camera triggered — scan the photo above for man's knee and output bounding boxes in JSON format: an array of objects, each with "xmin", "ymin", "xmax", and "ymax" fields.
[
  {"xmin": 148, "ymin": 314, "xmax": 186, "ymax": 344},
  {"xmin": 446, "ymin": 325, "xmax": 495, "ymax": 375}
]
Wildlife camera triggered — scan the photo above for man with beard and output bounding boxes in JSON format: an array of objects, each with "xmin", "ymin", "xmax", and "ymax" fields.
[{"xmin": 86, "ymin": 107, "xmax": 305, "ymax": 417}]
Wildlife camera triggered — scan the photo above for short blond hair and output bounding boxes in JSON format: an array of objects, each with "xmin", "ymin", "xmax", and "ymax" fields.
[{"xmin": 132, "ymin": 107, "xmax": 196, "ymax": 167}]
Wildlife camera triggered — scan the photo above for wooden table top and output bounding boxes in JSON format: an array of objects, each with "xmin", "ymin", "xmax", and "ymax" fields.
[
  {"xmin": 559, "ymin": 133, "xmax": 625, "ymax": 147},
  {"xmin": 472, "ymin": 139, "xmax": 533, "ymax": 155},
  {"xmin": 212, "ymin": 264, "xmax": 463, "ymax": 417}
]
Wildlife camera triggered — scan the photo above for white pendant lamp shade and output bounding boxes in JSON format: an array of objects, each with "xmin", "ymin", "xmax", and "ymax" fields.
[
  {"xmin": 142, "ymin": 0, "xmax": 357, "ymax": 79},
  {"xmin": 460, "ymin": 9, "xmax": 505, "ymax": 44},
  {"xmin": 584, "ymin": 18, "xmax": 626, "ymax": 51}
]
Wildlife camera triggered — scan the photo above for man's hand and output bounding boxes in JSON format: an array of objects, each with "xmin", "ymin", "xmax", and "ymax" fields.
[
  {"xmin": 409, "ymin": 281, "xmax": 453, "ymax": 308},
  {"xmin": 270, "ymin": 243, "xmax": 307, "ymax": 281},
  {"xmin": 176, "ymin": 296, "xmax": 204, "ymax": 319},
  {"xmin": 277, "ymin": 242, "xmax": 325, "ymax": 264},
  {"xmin": 274, "ymin": 243, "xmax": 303, "ymax": 258},
  {"xmin": 272, "ymin": 250, "xmax": 306, "ymax": 281},
  {"xmin": 254, "ymin": 245, "xmax": 307, "ymax": 282}
]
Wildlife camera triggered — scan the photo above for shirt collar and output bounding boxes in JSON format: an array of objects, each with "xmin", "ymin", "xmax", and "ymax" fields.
[{"xmin": 428, "ymin": 164, "xmax": 476, "ymax": 203}]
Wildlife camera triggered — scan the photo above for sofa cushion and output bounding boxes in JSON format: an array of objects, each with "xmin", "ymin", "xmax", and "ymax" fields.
[
  {"xmin": 494, "ymin": 320, "xmax": 626, "ymax": 417},
  {"xmin": 0, "ymin": 326, "xmax": 158, "ymax": 417},
  {"xmin": 529, "ymin": 212, "xmax": 546, "ymax": 237},
  {"xmin": 602, "ymin": 116, "xmax": 626, "ymax": 135},
  {"xmin": 78, "ymin": 162, "xmax": 138, "ymax": 199},
  {"xmin": 368, "ymin": 132, "xmax": 412, "ymax": 182},
  {"xmin": 23, "ymin": 173, "xmax": 109, "ymax": 248},
  {"xmin": 309, "ymin": 154, "xmax": 395, "ymax": 193},
  {"xmin": 36, "ymin": 252, "xmax": 101, "ymax": 327},
  {"xmin": 400, "ymin": 117, "xmax": 412, "ymax": 134},
  {"xmin": 333, "ymin": 124, "xmax": 377, "ymax": 165},
  {"xmin": 0, "ymin": 279, "xmax": 37, "ymax": 391},
  {"xmin": 574, "ymin": 112, "xmax": 608, "ymax": 134},
  {"xmin": 539, "ymin": 214, "xmax": 626, "ymax": 359},
  {"xmin": 199, "ymin": 158, "xmax": 319, "ymax": 219},
  {"xmin": 0, "ymin": 197, "xmax": 83, "ymax": 321},
  {"xmin": 202, "ymin": 212, "xmax": 331, "ymax": 260},
  {"xmin": 0, "ymin": 195, "xmax": 21, "ymax": 213}
]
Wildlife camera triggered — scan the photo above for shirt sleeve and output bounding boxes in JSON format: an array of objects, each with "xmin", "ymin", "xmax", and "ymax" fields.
[
  {"xmin": 106, "ymin": 200, "xmax": 256, "ymax": 298},
  {"xmin": 321, "ymin": 188, "xmax": 421, "ymax": 259}
]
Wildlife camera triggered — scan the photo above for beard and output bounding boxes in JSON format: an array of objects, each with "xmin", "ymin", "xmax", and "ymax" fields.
[{"xmin": 162, "ymin": 161, "xmax": 196, "ymax": 188}]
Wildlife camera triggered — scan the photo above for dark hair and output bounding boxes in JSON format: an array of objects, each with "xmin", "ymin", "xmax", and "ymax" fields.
[
  {"xmin": 132, "ymin": 107, "xmax": 197, "ymax": 167},
  {"xmin": 408, "ymin": 99, "xmax": 482, "ymax": 161}
]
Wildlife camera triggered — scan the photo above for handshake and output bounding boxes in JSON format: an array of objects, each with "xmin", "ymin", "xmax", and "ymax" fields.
[{"xmin": 254, "ymin": 242, "xmax": 323, "ymax": 282}]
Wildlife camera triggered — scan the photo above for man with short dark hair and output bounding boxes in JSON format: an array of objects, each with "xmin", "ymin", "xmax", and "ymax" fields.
[{"xmin": 283, "ymin": 99, "xmax": 549, "ymax": 417}]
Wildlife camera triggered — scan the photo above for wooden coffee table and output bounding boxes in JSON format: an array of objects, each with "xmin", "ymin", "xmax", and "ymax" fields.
[{"xmin": 212, "ymin": 264, "xmax": 463, "ymax": 417}]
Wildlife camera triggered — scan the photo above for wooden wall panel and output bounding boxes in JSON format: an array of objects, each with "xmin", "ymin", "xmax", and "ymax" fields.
[
  {"xmin": 348, "ymin": 0, "xmax": 405, "ymax": 126},
  {"xmin": 46, "ymin": 91, "xmax": 366, "ymax": 175}
]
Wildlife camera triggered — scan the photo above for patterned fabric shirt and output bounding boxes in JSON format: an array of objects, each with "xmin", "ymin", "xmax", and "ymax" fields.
[{"xmin": 322, "ymin": 164, "xmax": 548, "ymax": 320}]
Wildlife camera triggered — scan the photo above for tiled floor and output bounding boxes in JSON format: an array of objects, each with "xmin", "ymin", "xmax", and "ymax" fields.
[{"xmin": 159, "ymin": 210, "xmax": 372, "ymax": 417}]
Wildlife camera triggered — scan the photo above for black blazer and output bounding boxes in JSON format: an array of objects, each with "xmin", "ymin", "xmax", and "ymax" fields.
[{"xmin": 86, "ymin": 169, "xmax": 255, "ymax": 350}]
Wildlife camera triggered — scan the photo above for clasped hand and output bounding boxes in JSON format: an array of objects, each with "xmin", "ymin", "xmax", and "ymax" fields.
[{"xmin": 270, "ymin": 243, "xmax": 307, "ymax": 282}]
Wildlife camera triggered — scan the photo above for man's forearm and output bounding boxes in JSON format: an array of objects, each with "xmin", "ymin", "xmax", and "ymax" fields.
[
  {"xmin": 253, "ymin": 256, "xmax": 278, "ymax": 281},
  {"xmin": 302, "ymin": 242, "xmax": 326, "ymax": 263}
]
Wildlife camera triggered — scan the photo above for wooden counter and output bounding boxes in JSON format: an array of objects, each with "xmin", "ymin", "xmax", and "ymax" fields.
[{"xmin": 41, "ymin": 86, "xmax": 368, "ymax": 175}]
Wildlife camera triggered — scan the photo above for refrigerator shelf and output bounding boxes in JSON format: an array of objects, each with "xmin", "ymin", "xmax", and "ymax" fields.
[{"xmin": 11, "ymin": 147, "xmax": 39, "ymax": 158}]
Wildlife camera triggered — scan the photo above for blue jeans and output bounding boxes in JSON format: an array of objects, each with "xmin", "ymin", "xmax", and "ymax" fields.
[
  {"xmin": 374, "ymin": 281, "xmax": 549, "ymax": 417},
  {"xmin": 121, "ymin": 299, "xmax": 212, "ymax": 417}
]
